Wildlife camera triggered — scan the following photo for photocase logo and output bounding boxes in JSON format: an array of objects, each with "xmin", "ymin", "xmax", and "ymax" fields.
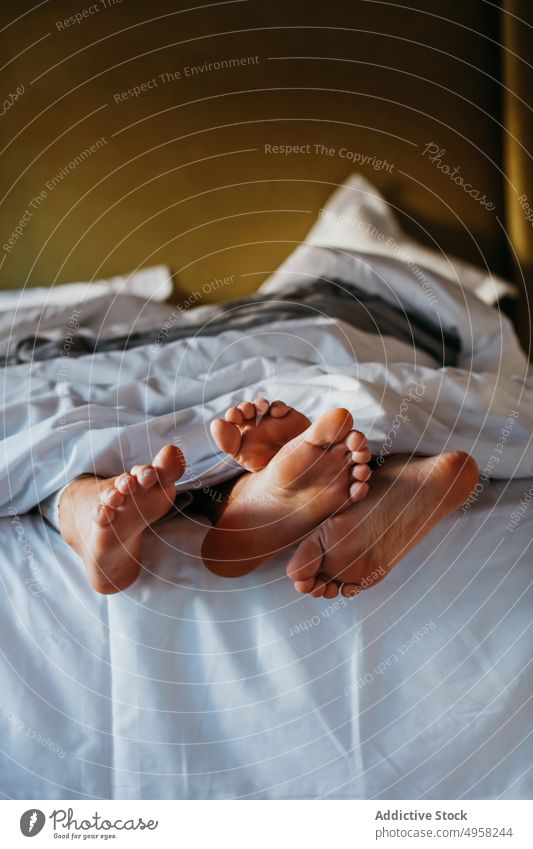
[{"xmin": 20, "ymin": 809, "xmax": 46, "ymax": 837}]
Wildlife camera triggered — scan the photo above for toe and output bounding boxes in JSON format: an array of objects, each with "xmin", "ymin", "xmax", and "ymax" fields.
[
  {"xmin": 352, "ymin": 464, "xmax": 372, "ymax": 482},
  {"xmin": 270, "ymin": 400, "xmax": 291, "ymax": 418},
  {"xmin": 153, "ymin": 444, "xmax": 186, "ymax": 484},
  {"xmin": 238, "ymin": 401, "xmax": 256, "ymax": 419},
  {"xmin": 101, "ymin": 487, "xmax": 125, "ymax": 508},
  {"xmin": 305, "ymin": 408, "xmax": 353, "ymax": 447},
  {"xmin": 225, "ymin": 406, "xmax": 244, "ymax": 425},
  {"xmin": 286, "ymin": 535, "xmax": 324, "ymax": 582},
  {"xmin": 350, "ymin": 481, "xmax": 369, "ymax": 502},
  {"xmin": 309, "ymin": 576, "xmax": 329, "ymax": 597},
  {"xmin": 131, "ymin": 464, "xmax": 157, "ymax": 488},
  {"xmin": 92, "ymin": 503, "xmax": 116, "ymax": 527},
  {"xmin": 253, "ymin": 397, "xmax": 270, "ymax": 416},
  {"xmin": 345, "ymin": 430, "xmax": 367, "ymax": 452},
  {"xmin": 211, "ymin": 418, "xmax": 242, "ymax": 457},
  {"xmin": 293, "ymin": 577, "xmax": 318, "ymax": 593},
  {"xmin": 115, "ymin": 473, "xmax": 137, "ymax": 495}
]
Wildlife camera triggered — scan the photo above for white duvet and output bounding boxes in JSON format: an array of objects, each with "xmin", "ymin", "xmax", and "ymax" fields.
[{"xmin": 1, "ymin": 176, "xmax": 532, "ymax": 799}]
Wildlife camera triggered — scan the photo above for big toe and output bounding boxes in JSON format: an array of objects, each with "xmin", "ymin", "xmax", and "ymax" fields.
[
  {"xmin": 92, "ymin": 502, "xmax": 116, "ymax": 527},
  {"xmin": 210, "ymin": 418, "xmax": 242, "ymax": 457},
  {"xmin": 153, "ymin": 444, "xmax": 186, "ymax": 484},
  {"xmin": 305, "ymin": 408, "xmax": 353, "ymax": 448}
]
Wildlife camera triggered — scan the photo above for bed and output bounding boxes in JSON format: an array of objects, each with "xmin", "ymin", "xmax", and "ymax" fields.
[{"xmin": 1, "ymin": 177, "xmax": 532, "ymax": 799}]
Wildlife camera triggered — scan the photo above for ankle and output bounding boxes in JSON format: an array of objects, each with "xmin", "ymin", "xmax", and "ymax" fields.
[{"xmin": 58, "ymin": 475, "xmax": 100, "ymax": 545}]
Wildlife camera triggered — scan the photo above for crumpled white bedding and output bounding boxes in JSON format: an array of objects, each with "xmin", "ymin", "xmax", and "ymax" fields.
[{"xmin": 1, "ymin": 175, "xmax": 532, "ymax": 799}]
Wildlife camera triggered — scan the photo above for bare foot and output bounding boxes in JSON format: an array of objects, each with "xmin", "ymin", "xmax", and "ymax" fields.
[
  {"xmin": 210, "ymin": 398, "xmax": 311, "ymax": 472},
  {"xmin": 202, "ymin": 408, "xmax": 372, "ymax": 578},
  {"xmin": 286, "ymin": 451, "xmax": 479, "ymax": 598},
  {"xmin": 59, "ymin": 444, "xmax": 186, "ymax": 594}
]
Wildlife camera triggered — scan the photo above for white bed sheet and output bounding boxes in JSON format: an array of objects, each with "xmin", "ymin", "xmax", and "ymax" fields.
[
  {"xmin": 1, "ymin": 476, "xmax": 531, "ymax": 799},
  {"xmin": 1, "ymin": 175, "xmax": 532, "ymax": 800}
]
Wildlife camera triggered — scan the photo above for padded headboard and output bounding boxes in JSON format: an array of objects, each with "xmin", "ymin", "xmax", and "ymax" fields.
[{"xmin": 1, "ymin": 0, "xmax": 531, "ymax": 349}]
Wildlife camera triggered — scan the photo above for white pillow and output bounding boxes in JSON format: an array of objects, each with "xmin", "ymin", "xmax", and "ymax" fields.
[{"xmin": 304, "ymin": 174, "xmax": 516, "ymax": 305}]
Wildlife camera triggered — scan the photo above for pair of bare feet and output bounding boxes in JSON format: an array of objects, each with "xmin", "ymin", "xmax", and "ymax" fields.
[{"xmin": 58, "ymin": 399, "xmax": 479, "ymax": 597}]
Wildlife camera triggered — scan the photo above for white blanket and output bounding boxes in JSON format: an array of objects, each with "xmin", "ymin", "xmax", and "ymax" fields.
[{"xmin": 2, "ymin": 477, "xmax": 532, "ymax": 799}]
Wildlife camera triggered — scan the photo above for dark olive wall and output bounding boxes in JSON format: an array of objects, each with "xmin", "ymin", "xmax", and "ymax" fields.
[{"xmin": 1, "ymin": 0, "xmax": 508, "ymax": 303}]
